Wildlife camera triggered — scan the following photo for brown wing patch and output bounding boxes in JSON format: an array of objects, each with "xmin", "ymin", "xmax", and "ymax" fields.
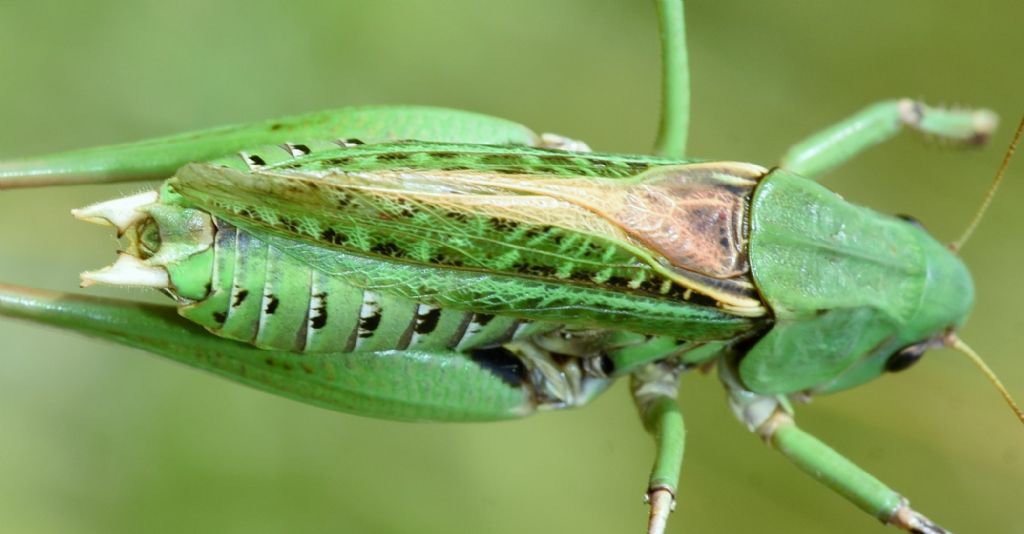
[
  {"xmin": 461, "ymin": 162, "xmax": 763, "ymax": 279},
  {"xmin": 605, "ymin": 167, "xmax": 754, "ymax": 278},
  {"xmin": 432, "ymin": 162, "xmax": 767, "ymax": 314}
]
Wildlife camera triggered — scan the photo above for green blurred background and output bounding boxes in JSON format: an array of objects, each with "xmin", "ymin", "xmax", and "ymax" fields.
[{"xmin": 1, "ymin": 1, "xmax": 1021, "ymax": 533}]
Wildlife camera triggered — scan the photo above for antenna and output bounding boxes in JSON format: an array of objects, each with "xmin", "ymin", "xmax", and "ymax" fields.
[
  {"xmin": 945, "ymin": 333, "xmax": 1024, "ymax": 424},
  {"xmin": 951, "ymin": 115, "xmax": 1024, "ymax": 252}
]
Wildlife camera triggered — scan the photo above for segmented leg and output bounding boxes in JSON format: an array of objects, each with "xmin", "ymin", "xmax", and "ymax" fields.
[
  {"xmin": 0, "ymin": 106, "xmax": 542, "ymax": 189},
  {"xmin": 653, "ymin": 0, "xmax": 690, "ymax": 158},
  {"xmin": 764, "ymin": 412, "xmax": 950, "ymax": 534},
  {"xmin": 0, "ymin": 283, "xmax": 624, "ymax": 422},
  {"xmin": 720, "ymin": 359, "xmax": 951, "ymax": 533},
  {"xmin": 631, "ymin": 361, "xmax": 685, "ymax": 534},
  {"xmin": 780, "ymin": 99, "xmax": 997, "ymax": 179}
]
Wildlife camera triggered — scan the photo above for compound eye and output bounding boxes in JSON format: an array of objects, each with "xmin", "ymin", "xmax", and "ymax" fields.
[
  {"xmin": 885, "ymin": 342, "xmax": 928, "ymax": 372},
  {"xmin": 896, "ymin": 214, "xmax": 925, "ymax": 230}
]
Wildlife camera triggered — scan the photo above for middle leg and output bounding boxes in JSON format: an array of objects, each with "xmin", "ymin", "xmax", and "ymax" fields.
[{"xmin": 632, "ymin": 360, "xmax": 686, "ymax": 534}]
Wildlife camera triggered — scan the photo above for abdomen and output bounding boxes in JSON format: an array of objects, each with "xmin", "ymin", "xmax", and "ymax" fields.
[{"xmin": 180, "ymin": 218, "xmax": 558, "ymax": 353}]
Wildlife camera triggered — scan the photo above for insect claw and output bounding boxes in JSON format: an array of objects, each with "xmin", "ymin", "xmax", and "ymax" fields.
[
  {"xmin": 80, "ymin": 254, "xmax": 169, "ymax": 289},
  {"xmin": 971, "ymin": 109, "xmax": 999, "ymax": 142},
  {"xmin": 71, "ymin": 191, "xmax": 158, "ymax": 233},
  {"xmin": 889, "ymin": 501, "xmax": 951, "ymax": 534}
]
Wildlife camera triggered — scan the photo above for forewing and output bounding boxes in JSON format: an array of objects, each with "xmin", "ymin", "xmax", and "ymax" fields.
[{"xmin": 171, "ymin": 143, "xmax": 766, "ymax": 314}]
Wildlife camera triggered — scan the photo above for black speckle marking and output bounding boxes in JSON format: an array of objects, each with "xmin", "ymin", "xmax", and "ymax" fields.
[
  {"xmin": 430, "ymin": 151, "xmax": 459, "ymax": 159},
  {"xmin": 321, "ymin": 228, "xmax": 348, "ymax": 245},
  {"xmin": 265, "ymin": 295, "xmax": 280, "ymax": 315},
  {"xmin": 326, "ymin": 156, "xmax": 355, "ymax": 166},
  {"xmin": 278, "ymin": 216, "xmax": 301, "ymax": 233},
  {"xmin": 607, "ymin": 276, "xmax": 633, "ymax": 289},
  {"xmin": 213, "ymin": 311, "xmax": 227, "ymax": 324},
  {"xmin": 490, "ymin": 218, "xmax": 519, "ymax": 232},
  {"xmin": 541, "ymin": 154, "xmax": 575, "ymax": 166},
  {"xmin": 626, "ymin": 161, "xmax": 651, "ymax": 172},
  {"xmin": 480, "ymin": 154, "xmax": 522, "ymax": 166},
  {"xmin": 264, "ymin": 357, "xmax": 275, "ymax": 367},
  {"xmin": 270, "ymin": 123, "xmax": 283, "ymax": 131},
  {"xmin": 359, "ymin": 311, "xmax": 383, "ymax": 337},
  {"xmin": 469, "ymin": 346, "xmax": 527, "ymax": 388},
  {"xmin": 523, "ymin": 227, "xmax": 543, "ymax": 240},
  {"xmin": 377, "ymin": 152, "xmax": 411, "ymax": 162},
  {"xmin": 512, "ymin": 262, "xmax": 559, "ymax": 278},
  {"xmin": 370, "ymin": 242, "xmax": 402, "ymax": 257},
  {"xmin": 414, "ymin": 307, "xmax": 442, "ymax": 334},
  {"xmin": 311, "ymin": 292, "xmax": 328, "ymax": 329},
  {"xmin": 233, "ymin": 289, "xmax": 249, "ymax": 307},
  {"xmin": 492, "ymin": 167, "xmax": 526, "ymax": 175}
]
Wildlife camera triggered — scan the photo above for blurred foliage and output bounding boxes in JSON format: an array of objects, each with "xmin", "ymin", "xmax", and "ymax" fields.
[{"xmin": 0, "ymin": 1, "xmax": 1021, "ymax": 533}]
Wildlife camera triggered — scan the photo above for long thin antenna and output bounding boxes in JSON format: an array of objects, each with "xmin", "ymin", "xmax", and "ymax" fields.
[
  {"xmin": 946, "ymin": 334, "xmax": 1024, "ymax": 424},
  {"xmin": 951, "ymin": 115, "xmax": 1024, "ymax": 252}
]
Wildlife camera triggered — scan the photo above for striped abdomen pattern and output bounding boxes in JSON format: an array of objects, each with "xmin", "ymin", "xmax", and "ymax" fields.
[{"xmin": 178, "ymin": 218, "xmax": 553, "ymax": 353}]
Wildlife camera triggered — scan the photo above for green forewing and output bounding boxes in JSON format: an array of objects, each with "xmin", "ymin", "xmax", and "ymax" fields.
[
  {"xmin": 172, "ymin": 142, "xmax": 747, "ymax": 304},
  {"xmin": 169, "ymin": 141, "xmax": 762, "ymax": 338}
]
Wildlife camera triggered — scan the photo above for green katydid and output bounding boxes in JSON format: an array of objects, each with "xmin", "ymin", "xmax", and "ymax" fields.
[{"xmin": 1, "ymin": 2, "xmax": 1021, "ymax": 533}]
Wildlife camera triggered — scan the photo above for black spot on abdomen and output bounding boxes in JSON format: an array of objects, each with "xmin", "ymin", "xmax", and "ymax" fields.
[
  {"xmin": 265, "ymin": 295, "xmax": 280, "ymax": 315},
  {"xmin": 358, "ymin": 311, "xmax": 382, "ymax": 337},
  {"xmin": 311, "ymin": 292, "xmax": 328, "ymax": 329},
  {"xmin": 414, "ymin": 307, "xmax": 442, "ymax": 334}
]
